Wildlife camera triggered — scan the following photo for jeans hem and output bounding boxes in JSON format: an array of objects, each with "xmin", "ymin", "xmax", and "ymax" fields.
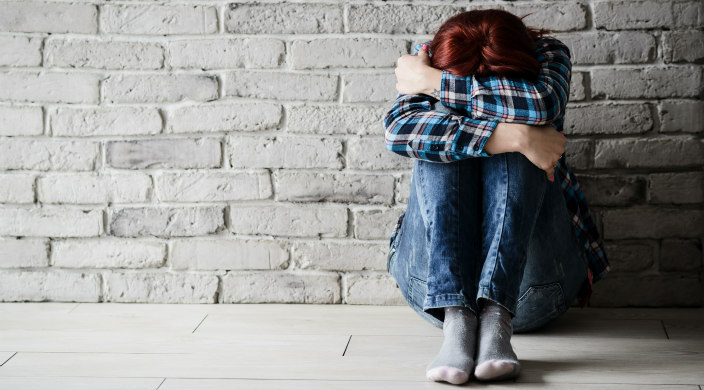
[
  {"xmin": 477, "ymin": 286, "xmax": 518, "ymax": 317},
  {"xmin": 424, "ymin": 293, "xmax": 478, "ymax": 316}
]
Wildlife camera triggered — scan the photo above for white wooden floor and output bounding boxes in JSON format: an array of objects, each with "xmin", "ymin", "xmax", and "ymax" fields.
[{"xmin": 0, "ymin": 303, "xmax": 702, "ymax": 390}]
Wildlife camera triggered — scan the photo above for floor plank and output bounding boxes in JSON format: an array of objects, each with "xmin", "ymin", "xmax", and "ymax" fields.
[{"xmin": 0, "ymin": 376, "xmax": 162, "ymax": 390}]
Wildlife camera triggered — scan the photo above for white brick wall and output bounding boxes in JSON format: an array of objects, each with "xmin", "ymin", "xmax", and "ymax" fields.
[{"xmin": 0, "ymin": 0, "xmax": 702, "ymax": 306}]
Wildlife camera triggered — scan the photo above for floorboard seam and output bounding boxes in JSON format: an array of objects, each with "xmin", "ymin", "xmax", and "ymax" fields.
[
  {"xmin": 661, "ymin": 319, "xmax": 671, "ymax": 339},
  {"xmin": 0, "ymin": 352, "xmax": 17, "ymax": 367},
  {"xmin": 154, "ymin": 377, "xmax": 166, "ymax": 390},
  {"xmin": 342, "ymin": 335, "xmax": 352, "ymax": 356},
  {"xmin": 192, "ymin": 314, "xmax": 208, "ymax": 333}
]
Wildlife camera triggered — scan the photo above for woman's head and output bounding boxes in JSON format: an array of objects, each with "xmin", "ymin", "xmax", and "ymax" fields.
[{"xmin": 430, "ymin": 9, "xmax": 546, "ymax": 78}]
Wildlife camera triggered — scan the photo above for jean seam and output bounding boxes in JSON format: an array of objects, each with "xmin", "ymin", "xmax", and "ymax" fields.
[{"xmin": 481, "ymin": 155, "xmax": 509, "ymax": 293}]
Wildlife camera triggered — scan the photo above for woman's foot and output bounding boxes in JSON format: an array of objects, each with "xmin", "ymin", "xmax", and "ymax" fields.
[
  {"xmin": 426, "ymin": 306, "xmax": 477, "ymax": 385},
  {"xmin": 474, "ymin": 301, "xmax": 521, "ymax": 381}
]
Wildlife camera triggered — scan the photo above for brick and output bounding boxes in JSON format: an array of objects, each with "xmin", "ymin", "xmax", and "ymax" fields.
[
  {"xmin": 0, "ymin": 238, "xmax": 49, "ymax": 268},
  {"xmin": 343, "ymin": 272, "xmax": 405, "ymax": 305},
  {"xmin": 348, "ymin": 4, "xmax": 463, "ymax": 34},
  {"xmin": 291, "ymin": 38, "xmax": 407, "ymax": 69},
  {"xmin": 564, "ymin": 139, "xmax": 593, "ymax": 170},
  {"xmin": 287, "ymin": 104, "xmax": 387, "ymax": 135},
  {"xmin": 105, "ymin": 272, "xmax": 218, "ymax": 303},
  {"xmin": 663, "ymin": 31, "xmax": 704, "ymax": 63},
  {"xmin": 569, "ymin": 72, "xmax": 586, "ymax": 102},
  {"xmin": 168, "ymin": 38, "xmax": 284, "ymax": 69},
  {"xmin": 564, "ymin": 103, "xmax": 653, "ymax": 135},
  {"xmin": 589, "ymin": 274, "xmax": 702, "ymax": 307},
  {"xmin": 37, "ymin": 173, "xmax": 152, "ymax": 204},
  {"xmin": 109, "ymin": 206, "xmax": 224, "ymax": 238},
  {"xmin": 0, "ymin": 106, "xmax": 43, "ymax": 136},
  {"xmin": 51, "ymin": 107, "xmax": 162, "ymax": 137},
  {"xmin": 0, "ymin": 270, "xmax": 101, "ymax": 302},
  {"xmin": 353, "ymin": 208, "xmax": 403, "ymax": 240},
  {"xmin": 659, "ymin": 100, "xmax": 704, "ymax": 134},
  {"xmin": 0, "ymin": 71, "xmax": 100, "ymax": 104},
  {"xmin": 106, "ymin": 138, "xmax": 221, "ymax": 169},
  {"xmin": 556, "ymin": 32, "xmax": 655, "ymax": 64},
  {"xmin": 595, "ymin": 138, "xmax": 704, "ymax": 169},
  {"xmin": 274, "ymin": 171, "xmax": 394, "ymax": 205},
  {"xmin": 604, "ymin": 241, "xmax": 656, "ymax": 272},
  {"xmin": 0, "ymin": 174, "xmax": 35, "ymax": 204},
  {"xmin": 52, "ymin": 239, "xmax": 165, "ymax": 269},
  {"xmin": 347, "ymin": 137, "xmax": 414, "ymax": 170},
  {"xmin": 0, "ymin": 35, "xmax": 42, "ymax": 66},
  {"xmin": 594, "ymin": 0, "xmax": 673, "ymax": 30},
  {"xmin": 0, "ymin": 1, "xmax": 97, "ymax": 34},
  {"xmin": 229, "ymin": 205, "xmax": 347, "ymax": 238},
  {"xmin": 649, "ymin": 172, "xmax": 704, "ymax": 204},
  {"xmin": 500, "ymin": 2, "xmax": 587, "ymax": 31},
  {"xmin": 168, "ymin": 103, "xmax": 281, "ymax": 134},
  {"xmin": 45, "ymin": 38, "xmax": 164, "ymax": 70},
  {"xmin": 0, "ymin": 139, "xmax": 99, "ymax": 171},
  {"xmin": 170, "ymin": 238, "xmax": 289, "ymax": 271},
  {"xmin": 155, "ymin": 171, "xmax": 271, "ymax": 202},
  {"xmin": 102, "ymin": 5, "xmax": 217, "ymax": 35},
  {"xmin": 396, "ymin": 173, "xmax": 412, "ymax": 204},
  {"xmin": 0, "ymin": 207, "xmax": 102, "ymax": 238},
  {"xmin": 576, "ymin": 175, "xmax": 646, "ymax": 206},
  {"xmin": 293, "ymin": 241, "xmax": 387, "ymax": 271},
  {"xmin": 603, "ymin": 207, "xmax": 704, "ymax": 239},
  {"xmin": 660, "ymin": 239, "xmax": 702, "ymax": 272},
  {"xmin": 225, "ymin": 3, "xmax": 342, "ymax": 34},
  {"xmin": 591, "ymin": 67, "xmax": 702, "ymax": 99},
  {"xmin": 672, "ymin": 1, "xmax": 704, "ymax": 29},
  {"xmin": 228, "ymin": 136, "xmax": 342, "ymax": 169},
  {"xmin": 225, "ymin": 71, "xmax": 337, "ymax": 102},
  {"xmin": 342, "ymin": 73, "xmax": 396, "ymax": 103},
  {"xmin": 103, "ymin": 74, "xmax": 219, "ymax": 103},
  {"xmin": 221, "ymin": 271, "xmax": 341, "ymax": 304}
]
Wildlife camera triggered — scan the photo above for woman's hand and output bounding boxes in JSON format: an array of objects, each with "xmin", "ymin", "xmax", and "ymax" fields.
[{"xmin": 394, "ymin": 46, "xmax": 443, "ymax": 97}]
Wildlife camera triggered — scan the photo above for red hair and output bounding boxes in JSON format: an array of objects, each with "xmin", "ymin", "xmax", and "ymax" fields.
[{"xmin": 430, "ymin": 10, "xmax": 548, "ymax": 79}]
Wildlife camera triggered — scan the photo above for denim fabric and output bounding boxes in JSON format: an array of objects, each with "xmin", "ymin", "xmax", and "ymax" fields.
[{"xmin": 387, "ymin": 154, "xmax": 589, "ymax": 333}]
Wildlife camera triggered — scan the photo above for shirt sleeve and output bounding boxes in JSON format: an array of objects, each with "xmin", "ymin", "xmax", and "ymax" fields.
[{"xmin": 438, "ymin": 37, "xmax": 572, "ymax": 125}]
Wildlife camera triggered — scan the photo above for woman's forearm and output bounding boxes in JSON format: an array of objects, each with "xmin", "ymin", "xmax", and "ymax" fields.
[{"xmin": 483, "ymin": 122, "xmax": 527, "ymax": 155}]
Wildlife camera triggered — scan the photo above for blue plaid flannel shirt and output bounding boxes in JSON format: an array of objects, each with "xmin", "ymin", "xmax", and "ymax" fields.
[{"xmin": 384, "ymin": 37, "xmax": 610, "ymax": 304}]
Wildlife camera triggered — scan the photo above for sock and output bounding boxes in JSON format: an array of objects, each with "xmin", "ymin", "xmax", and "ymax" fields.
[
  {"xmin": 425, "ymin": 306, "xmax": 477, "ymax": 385},
  {"xmin": 474, "ymin": 301, "xmax": 520, "ymax": 381}
]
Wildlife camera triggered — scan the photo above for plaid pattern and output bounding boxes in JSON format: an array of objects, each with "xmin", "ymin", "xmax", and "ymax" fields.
[{"xmin": 384, "ymin": 38, "xmax": 610, "ymax": 302}]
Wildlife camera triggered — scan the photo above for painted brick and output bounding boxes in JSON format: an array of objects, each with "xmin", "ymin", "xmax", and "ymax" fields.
[
  {"xmin": 649, "ymin": 172, "xmax": 704, "ymax": 204},
  {"xmin": 565, "ymin": 139, "xmax": 594, "ymax": 170},
  {"xmin": 0, "ymin": 238, "xmax": 49, "ymax": 268},
  {"xmin": 595, "ymin": 138, "xmax": 704, "ymax": 169},
  {"xmin": 101, "ymin": 5, "xmax": 217, "ymax": 35},
  {"xmin": 50, "ymin": 107, "xmax": 162, "ymax": 137},
  {"xmin": 0, "ymin": 207, "xmax": 103, "ymax": 238},
  {"xmin": 591, "ymin": 67, "xmax": 702, "ymax": 99},
  {"xmin": 604, "ymin": 241, "xmax": 656, "ymax": 272},
  {"xmin": 109, "ymin": 206, "xmax": 224, "ymax": 238},
  {"xmin": 229, "ymin": 205, "xmax": 348, "ymax": 238},
  {"xmin": 0, "ymin": 139, "xmax": 99, "ymax": 171},
  {"xmin": 396, "ymin": 173, "xmax": 412, "ymax": 204},
  {"xmin": 659, "ymin": 100, "xmax": 704, "ymax": 134},
  {"xmin": 103, "ymin": 74, "xmax": 219, "ymax": 103},
  {"xmin": 347, "ymin": 137, "xmax": 414, "ymax": 170},
  {"xmin": 590, "ymin": 274, "xmax": 702, "ymax": 306},
  {"xmin": 287, "ymin": 104, "xmax": 387, "ymax": 135},
  {"xmin": 0, "ymin": 1, "xmax": 97, "ymax": 34},
  {"xmin": 0, "ymin": 174, "xmax": 35, "ymax": 204},
  {"xmin": 556, "ymin": 32, "xmax": 655, "ymax": 64},
  {"xmin": 564, "ymin": 103, "xmax": 653, "ymax": 135},
  {"xmin": 106, "ymin": 138, "xmax": 222, "ymax": 169},
  {"xmin": 569, "ymin": 72, "xmax": 587, "ymax": 102},
  {"xmin": 168, "ymin": 103, "xmax": 281, "ymax": 134},
  {"xmin": 663, "ymin": 31, "xmax": 704, "ymax": 63},
  {"xmin": 155, "ymin": 171, "xmax": 271, "ymax": 202},
  {"xmin": 603, "ymin": 207, "xmax": 704, "ymax": 239},
  {"xmin": 0, "ymin": 106, "xmax": 43, "ymax": 136},
  {"xmin": 45, "ymin": 38, "xmax": 164, "ymax": 70},
  {"xmin": 576, "ymin": 175, "xmax": 647, "ymax": 206},
  {"xmin": 293, "ymin": 241, "xmax": 387, "ymax": 271},
  {"xmin": 228, "ymin": 136, "xmax": 343, "ymax": 169},
  {"xmin": 353, "ymin": 208, "xmax": 403, "ymax": 240},
  {"xmin": 167, "ymin": 38, "xmax": 284, "ymax": 69},
  {"xmin": 0, "ymin": 270, "xmax": 101, "ymax": 302},
  {"xmin": 225, "ymin": 3, "xmax": 342, "ymax": 34},
  {"xmin": 170, "ymin": 238, "xmax": 289, "ymax": 271},
  {"xmin": 594, "ymin": 0, "xmax": 672, "ymax": 30},
  {"xmin": 500, "ymin": 2, "xmax": 587, "ymax": 31},
  {"xmin": 37, "ymin": 173, "xmax": 152, "ymax": 204},
  {"xmin": 342, "ymin": 72, "xmax": 395, "ymax": 103},
  {"xmin": 348, "ymin": 4, "xmax": 463, "ymax": 34},
  {"xmin": 0, "ymin": 36, "xmax": 42, "ymax": 66},
  {"xmin": 274, "ymin": 171, "xmax": 394, "ymax": 205},
  {"xmin": 291, "ymin": 38, "xmax": 407, "ymax": 69},
  {"xmin": 52, "ymin": 239, "xmax": 165, "ymax": 269},
  {"xmin": 105, "ymin": 272, "xmax": 218, "ymax": 303},
  {"xmin": 0, "ymin": 72, "xmax": 100, "ymax": 104},
  {"xmin": 660, "ymin": 240, "xmax": 703, "ymax": 272},
  {"xmin": 343, "ymin": 272, "xmax": 405, "ymax": 305},
  {"xmin": 221, "ymin": 271, "xmax": 341, "ymax": 304},
  {"xmin": 225, "ymin": 71, "xmax": 337, "ymax": 101}
]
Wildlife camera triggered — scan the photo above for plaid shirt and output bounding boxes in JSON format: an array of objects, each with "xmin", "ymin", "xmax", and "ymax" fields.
[{"xmin": 384, "ymin": 38, "xmax": 610, "ymax": 304}]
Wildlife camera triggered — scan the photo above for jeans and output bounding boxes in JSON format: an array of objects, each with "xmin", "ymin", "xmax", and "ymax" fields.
[{"xmin": 387, "ymin": 154, "xmax": 589, "ymax": 333}]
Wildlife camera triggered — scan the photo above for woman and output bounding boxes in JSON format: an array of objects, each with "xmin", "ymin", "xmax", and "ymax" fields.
[{"xmin": 384, "ymin": 10, "xmax": 610, "ymax": 385}]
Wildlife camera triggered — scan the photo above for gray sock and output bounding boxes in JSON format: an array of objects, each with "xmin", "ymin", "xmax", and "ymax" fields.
[
  {"xmin": 474, "ymin": 301, "xmax": 521, "ymax": 381},
  {"xmin": 425, "ymin": 306, "xmax": 477, "ymax": 385}
]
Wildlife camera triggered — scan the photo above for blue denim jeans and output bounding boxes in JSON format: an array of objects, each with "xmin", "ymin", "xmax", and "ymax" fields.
[{"xmin": 387, "ymin": 154, "xmax": 589, "ymax": 333}]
